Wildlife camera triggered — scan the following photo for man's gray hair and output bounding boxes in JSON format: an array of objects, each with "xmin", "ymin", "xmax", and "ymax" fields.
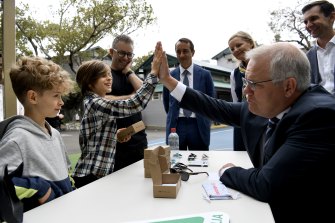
[
  {"xmin": 112, "ymin": 34, "xmax": 134, "ymax": 49},
  {"xmin": 246, "ymin": 42, "xmax": 310, "ymax": 92}
]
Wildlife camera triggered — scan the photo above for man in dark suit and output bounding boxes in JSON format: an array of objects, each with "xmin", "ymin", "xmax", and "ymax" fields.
[
  {"xmin": 163, "ymin": 38, "xmax": 215, "ymax": 151},
  {"xmin": 302, "ymin": 1, "xmax": 335, "ymax": 94},
  {"xmin": 157, "ymin": 41, "xmax": 335, "ymax": 222}
]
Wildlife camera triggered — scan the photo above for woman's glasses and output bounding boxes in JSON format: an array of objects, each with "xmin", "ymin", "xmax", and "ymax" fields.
[{"xmin": 170, "ymin": 162, "xmax": 209, "ymax": 181}]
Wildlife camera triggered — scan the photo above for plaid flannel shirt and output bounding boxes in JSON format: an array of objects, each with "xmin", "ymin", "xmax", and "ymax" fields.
[{"xmin": 72, "ymin": 74, "xmax": 157, "ymax": 178}]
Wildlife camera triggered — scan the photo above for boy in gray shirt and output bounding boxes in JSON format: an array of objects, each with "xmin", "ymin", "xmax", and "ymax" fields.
[{"xmin": 0, "ymin": 56, "xmax": 75, "ymax": 211}]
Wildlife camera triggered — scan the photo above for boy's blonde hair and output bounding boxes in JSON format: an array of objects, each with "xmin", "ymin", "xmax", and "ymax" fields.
[{"xmin": 9, "ymin": 56, "xmax": 74, "ymax": 104}]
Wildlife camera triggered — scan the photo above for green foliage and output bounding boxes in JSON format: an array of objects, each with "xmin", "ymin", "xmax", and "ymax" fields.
[
  {"xmin": 15, "ymin": 3, "xmax": 51, "ymax": 57},
  {"xmin": 15, "ymin": 0, "xmax": 156, "ymax": 72},
  {"xmin": 61, "ymin": 84, "xmax": 83, "ymax": 121},
  {"xmin": 10, "ymin": 0, "xmax": 156, "ymax": 116},
  {"xmin": 131, "ymin": 51, "xmax": 153, "ymax": 70},
  {"xmin": 68, "ymin": 153, "xmax": 80, "ymax": 171},
  {"xmin": 268, "ymin": 0, "xmax": 312, "ymax": 50}
]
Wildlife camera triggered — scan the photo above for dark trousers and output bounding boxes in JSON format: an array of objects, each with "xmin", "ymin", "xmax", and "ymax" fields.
[
  {"xmin": 72, "ymin": 174, "xmax": 98, "ymax": 188},
  {"xmin": 113, "ymin": 145, "xmax": 145, "ymax": 171},
  {"xmin": 177, "ymin": 117, "xmax": 208, "ymax": 151}
]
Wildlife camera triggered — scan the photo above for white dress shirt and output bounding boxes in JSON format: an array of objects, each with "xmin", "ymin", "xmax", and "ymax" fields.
[
  {"xmin": 178, "ymin": 64, "xmax": 195, "ymax": 118},
  {"xmin": 316, "ymin": 35, "xmax": 335, "ymax": 94}
]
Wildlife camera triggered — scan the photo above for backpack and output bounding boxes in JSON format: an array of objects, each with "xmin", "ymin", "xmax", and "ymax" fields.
[{"xmin": 0, "ymin": 116, "xmax": 24, "ymax": 223}]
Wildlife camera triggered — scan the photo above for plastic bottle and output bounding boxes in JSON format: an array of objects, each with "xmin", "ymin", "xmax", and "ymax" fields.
[
  {"xmin": 168, "ymin": 128, "xmax": 179, "ymax": 164},
  {"xmin": 168, "ymin": 128, "xmax": 179, "ymax": 151}
]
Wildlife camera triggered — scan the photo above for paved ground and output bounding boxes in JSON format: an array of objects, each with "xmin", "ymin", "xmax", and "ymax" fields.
[
  {"xmin": 61, "ymin": 125, "xmax": 229, "ymax": 154},
  {"xmin": 61, "ymin": 128, "xmax": 167, "ymax": 155}
]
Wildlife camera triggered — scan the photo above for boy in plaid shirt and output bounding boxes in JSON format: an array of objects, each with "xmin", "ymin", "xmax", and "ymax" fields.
[{"xmin": 72, "ymin": 42, "xmax": 163, "ymax": 188}]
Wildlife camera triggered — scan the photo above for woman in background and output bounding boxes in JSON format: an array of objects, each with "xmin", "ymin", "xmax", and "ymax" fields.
[{"xmin": 228, "ymin": 31, "xmax": 256, "ymax": 151}]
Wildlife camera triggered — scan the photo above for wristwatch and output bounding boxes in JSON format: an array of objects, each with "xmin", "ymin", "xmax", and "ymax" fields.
[{"xmin": 125, "ymin": 70, "xmax": 133, "ymax": 78}]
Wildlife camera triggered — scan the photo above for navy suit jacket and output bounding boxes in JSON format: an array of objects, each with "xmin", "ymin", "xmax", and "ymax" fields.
[
  {"xmin": 307, "ymin": 46, "xmax": 335, "ymax": 94},
  {"xmin": 163, "ymin": 64, "xmax": 215, "ymax": 145},
  {"xmin": 180, "ymin": 84, "xmax": 335, "ymax": 223}
]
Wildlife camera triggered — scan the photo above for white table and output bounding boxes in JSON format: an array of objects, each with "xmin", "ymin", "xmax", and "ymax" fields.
[{"xmin": 24, "ymin": 151, "xmax": 274, "ymax": 223}]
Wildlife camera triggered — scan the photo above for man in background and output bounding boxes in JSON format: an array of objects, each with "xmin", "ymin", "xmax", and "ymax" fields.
[
  {"xmin": 163, "ymin": 38, "xmax": 215, "ymax": 150},
  {"xmin": 107, "ymin": 34, "xmax": 147, "ymax": 171},
  {"xmin": 302, "ymin": 0, "xmax": 335, "ymax": 94}
]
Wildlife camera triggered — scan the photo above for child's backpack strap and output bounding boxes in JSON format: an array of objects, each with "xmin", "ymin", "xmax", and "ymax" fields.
[
  {"xmin": 0, "ymin": 116, "xmax": 22, "ymax": 140},
  {"xmin": 0, "ymin": 116, "xmax": 24, "ymax": 223},
  {"xmin": 0, "ymin": 164, "xmax": 24, "ymax": 223}
]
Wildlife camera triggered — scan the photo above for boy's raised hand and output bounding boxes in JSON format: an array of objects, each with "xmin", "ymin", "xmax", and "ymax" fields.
[
  {"xmin": 158, "ymin": 49, "xmax": 170, "ymax": 82},
  {"xmin": 151, "ymin": 41, "xmax": 163, "ymax": 76},
  {"xmin": 151, "ymin": 41, "xmax": 178, "ymax": 91}
]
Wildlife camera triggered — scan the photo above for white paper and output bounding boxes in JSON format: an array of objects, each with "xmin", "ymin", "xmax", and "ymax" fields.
[{"xmin": 202, "ymin": 181, "xmax": 240, "ymax": 200}]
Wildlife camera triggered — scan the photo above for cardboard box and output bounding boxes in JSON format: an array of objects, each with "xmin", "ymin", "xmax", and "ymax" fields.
[
  {"xmin": 117, "ymin": 120, "xmax": 145, "ymax": 141},
  {"xmin": 144, "ymin": 145, "xmax": 170, "ymax": 178},
  {"xmin": 146, "ymin": 146, "xmax": 181, "ymax": 198}
]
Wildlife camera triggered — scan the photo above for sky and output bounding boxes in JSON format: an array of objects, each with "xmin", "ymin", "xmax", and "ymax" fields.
[
  {"xmin": 21, "ymin": 0, "xmax": 335, "ymax": 62},
  {"xmin": 130, "ymin": 0, "xmax": 296, "ymax": 61}
]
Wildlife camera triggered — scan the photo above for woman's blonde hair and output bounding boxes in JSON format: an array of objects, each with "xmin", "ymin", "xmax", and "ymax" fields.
[{"xmin": 228, "ymin": 31, "xmax": 256, "ymax": 49}]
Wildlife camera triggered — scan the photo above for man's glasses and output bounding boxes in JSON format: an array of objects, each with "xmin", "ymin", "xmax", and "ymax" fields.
[
  {"xmin": 170, "ymin": 162, "xmax": 209, "ymax": 181},
  {"xmin": 113, "ymin": 49, "xmax": 135, "ymax": 59},
  {"xmin": 242, "ymin": 77, "xmax": 273, "ymax": 91}
]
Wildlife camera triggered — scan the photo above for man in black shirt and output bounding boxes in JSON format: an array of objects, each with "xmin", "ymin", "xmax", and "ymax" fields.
[{"xmin": 107, "ymin": 34, "xmax": 147, "ymax": 171}]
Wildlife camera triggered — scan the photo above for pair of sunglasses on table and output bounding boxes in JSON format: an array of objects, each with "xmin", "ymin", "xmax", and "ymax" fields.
[
  {"xmin": 187, "ymin": 153, "xmax": 209, "ymax": 161},
  {"xmin": 170, "ymin": 162, "xmax": 209, "ymax": 181},
  {"xmin": 173, "ymin": 153, "xmax": 209, "ymax": 161}
]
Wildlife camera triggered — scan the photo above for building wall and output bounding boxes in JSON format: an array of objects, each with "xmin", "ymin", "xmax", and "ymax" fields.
[
  {"xmin": 216, "ymin": 55, "xmax": 237, "ymax": 70},
  {"xmin": 142, "ymin": 98, "xmax": 166, "ymax": 129}
]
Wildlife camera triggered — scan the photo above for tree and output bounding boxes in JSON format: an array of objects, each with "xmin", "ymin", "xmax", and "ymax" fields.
[
  {"xmin": 16, "ymin": 0, "xmax": 156, "ymax": 73},
  {"xmin": 131, "ymin": 51, "xmax": 153, "ymax": 71},
  {"xmin": 268, "ymin": 0, "xmax": 312, "ymax": 51},
  {"xmin": 15, "ymin": 4, "xmax": 49, "ymax": 57},
  {"xmin": 10, "ymin": 0, "xmax": 156, "ymax": 122}
]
